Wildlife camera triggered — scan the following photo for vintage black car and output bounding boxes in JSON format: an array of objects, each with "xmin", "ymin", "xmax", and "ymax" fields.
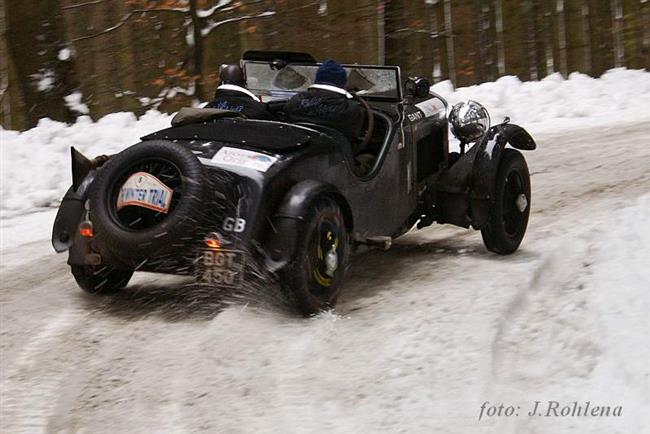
[{"xmin": 52, "ymin": 51, "xmax": 536, "ymax": 315}]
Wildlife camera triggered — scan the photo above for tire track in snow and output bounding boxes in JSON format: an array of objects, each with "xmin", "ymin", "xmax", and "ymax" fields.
[
  {"xmin": 488, "ymin": 232, "xmax": 606, "ymax": 434},
  {"xmin": 71, "ymin": 318, "xmax": 192, "ymax": 434},
  {"xmin": 490, "ymin": 235, "xmax": 602, "ymax": 382},
  {"xmin": 0, "ymin": 309, "xmax": 83, "ymax": 434},
  {"xmin": 149, "ymin": 326, "xmax": 191, "ymax": 434}
]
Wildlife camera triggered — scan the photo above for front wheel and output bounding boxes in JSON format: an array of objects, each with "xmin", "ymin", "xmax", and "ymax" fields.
[
  {"xmin": 71, "ymin": 265, "xmax": 133, "ymax": 294},
  {"xmin": 281, "ymin": 197, "xmax": 349, "ymax": 316},
  {"xmin": 481, "ymin": 149, "xmax": 531, "ymax": 254}
]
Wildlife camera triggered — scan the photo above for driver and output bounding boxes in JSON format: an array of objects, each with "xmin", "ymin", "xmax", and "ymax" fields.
[
  {"xmin": 284, "ymin": 60, "xmax": 365, "ymax": 145},
  {"xmin": 206, "ymin": 64, "xmax": 274, "ymax": 120}
]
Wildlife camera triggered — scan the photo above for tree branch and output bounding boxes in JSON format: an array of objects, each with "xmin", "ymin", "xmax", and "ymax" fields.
[
  {"xmin": 387, "ymin": 28, "xmax": 450, "ymax": 39},
  {"xmin": 197, "ymin": 0, "xmax": 235, "ymax": 19},
  {"xmin": 197, "ymin": 0, "xmax": 274, "ymax": 19},
  {"xmin": 62, "ymin": 0, "xmax": 107, "ymax": 10},
  {"xmin": 201, "ymin": 11, "xmax": 276, "ymax": 37},
  {"xmin": 70, "ymin": 8, "xmax": 188, "ymax": 42}
]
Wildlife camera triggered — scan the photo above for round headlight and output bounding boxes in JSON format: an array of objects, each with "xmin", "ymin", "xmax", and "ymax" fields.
[{"xmin": 448, "ymin": 100, "xmax": 491, "ymax": 142}]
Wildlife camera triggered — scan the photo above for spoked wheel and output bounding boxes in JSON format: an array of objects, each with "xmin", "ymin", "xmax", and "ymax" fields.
[
  {"xmin": 109, "ymin": 158, "xmax": 184, "ymax": 231},
  {"xmin": 281, "ymin": 197, "xmax": 349, "ymax": 316},
  {"xmin": 71, "ymin": 265, "xmax": 133, "ymax": 294},
  {"xmin": 481, "ymin": 149, "xmax": 531, "ymax": 254}
]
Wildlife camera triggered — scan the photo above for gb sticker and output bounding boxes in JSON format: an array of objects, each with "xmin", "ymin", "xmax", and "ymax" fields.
[{"xmin": 223, "ymin": 217, "xmax": 246, "ymax": 233}]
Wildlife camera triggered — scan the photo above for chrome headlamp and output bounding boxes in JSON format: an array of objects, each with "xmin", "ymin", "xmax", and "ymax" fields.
[{"xmin": 448, "ymin": 100, "xmax": 491, "ymax": 143}]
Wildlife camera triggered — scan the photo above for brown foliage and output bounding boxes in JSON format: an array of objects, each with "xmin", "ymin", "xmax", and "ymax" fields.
[{"xmin": 2, "ymin": 0, "xmax": 649, "ymax": 129}]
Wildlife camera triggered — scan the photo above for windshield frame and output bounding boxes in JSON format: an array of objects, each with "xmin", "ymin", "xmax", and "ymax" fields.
[{"xmin": 242, "ymin": 61, "xmax": 403, "ymax": 103}]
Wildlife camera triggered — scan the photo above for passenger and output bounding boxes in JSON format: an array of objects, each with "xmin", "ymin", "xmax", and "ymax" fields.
[
  {"xmin": 284, "ymin": 60, "xmax": 365, "ymax": 143},
  {"xmin": 206, "ymin": 64, "xmax": 274, "ymax": 120}
]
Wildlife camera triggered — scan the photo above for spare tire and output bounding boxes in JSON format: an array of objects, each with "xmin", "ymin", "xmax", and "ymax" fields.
[{"xmin": 89, "ymin": 140, "xmax": 205, "ymax": 263}]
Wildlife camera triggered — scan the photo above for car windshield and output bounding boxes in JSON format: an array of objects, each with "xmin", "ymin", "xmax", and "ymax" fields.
[{"xmin": 244, "ymin": 62, "xmax": 401, "ymax": 101}]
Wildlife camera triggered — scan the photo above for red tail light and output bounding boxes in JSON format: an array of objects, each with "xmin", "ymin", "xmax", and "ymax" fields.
[{"xmin": 79, "ymin": 221, "xmax": 94, "ymax": 238}]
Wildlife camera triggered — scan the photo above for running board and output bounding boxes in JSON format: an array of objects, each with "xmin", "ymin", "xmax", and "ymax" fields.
[{"xmin": 353, "ymin": 235, "xmax": 392, "ymax": 250}]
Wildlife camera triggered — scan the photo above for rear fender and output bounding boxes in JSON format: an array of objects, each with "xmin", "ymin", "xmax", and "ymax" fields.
[
  {"xmin": 71, "ymin": 147, "xmax": 93, "ymax": 190},
  {"xmin": 51, "ymin": 171, "xmax": 96, "ymax": 253},
  {"xmin": 264, "ymin": 180, "xmax": 351, "ymax": 272},
  {"xmin": 53, "ymin": 147, "xmax": 112, "ymax": 253}
]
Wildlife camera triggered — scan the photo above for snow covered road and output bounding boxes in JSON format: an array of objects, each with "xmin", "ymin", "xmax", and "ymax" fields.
[{"xmin": 1, "ymin": 121, "xmax": 649, "ymax": 433}]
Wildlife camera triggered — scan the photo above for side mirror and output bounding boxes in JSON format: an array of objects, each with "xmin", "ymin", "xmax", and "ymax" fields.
[{"xmin": 404, "ymin": 77, "xmax": 431, "ymax": 99}]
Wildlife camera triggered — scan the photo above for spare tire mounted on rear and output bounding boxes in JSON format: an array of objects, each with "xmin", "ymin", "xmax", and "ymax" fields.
[{"xmin": 89, "ymin": 140, "xmax": 205, "ymax": 262}]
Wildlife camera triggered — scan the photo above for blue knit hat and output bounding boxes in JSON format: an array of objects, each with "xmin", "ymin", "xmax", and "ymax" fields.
[{"xmin": 315, "ymin": 60, "xmax": 347, "ymax": 88}]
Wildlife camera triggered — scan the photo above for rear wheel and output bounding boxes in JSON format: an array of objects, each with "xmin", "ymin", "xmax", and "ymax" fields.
[
  {"xmin": 281, "ymin": 197, "xmax": 349, "ymax": 316},
  {"xmin": 71, "ymin": 265, "xmax": 133, "ymax": 294},
  {"xmin": 481, "ymin": 149, "xmax": 531, "ymax": 254}
]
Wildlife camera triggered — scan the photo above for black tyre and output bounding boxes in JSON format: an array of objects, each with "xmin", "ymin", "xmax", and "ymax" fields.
[
  {"xmin": 88, "ymin": 140, "xmax": 205, "ymax": 263},
  {"xmin": 281, "ymin": 197, "xmax": 350, "ymax": 316},
  {"xmin": 481, "ymin": 149, "xmax": 531, "ymax": 254},
  {"xmin": 71, "ymin": 265, "xmax": 133, "ymax": 294}
]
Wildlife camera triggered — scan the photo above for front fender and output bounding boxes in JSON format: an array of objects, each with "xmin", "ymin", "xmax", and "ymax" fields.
[
  {"xmin": 471, "ymin": 123, "xmax": 535, "ymax": 197},
  {"xmin": 435, "ymin": 123, "xmax": 535, "ymax": 229},
  {"xmin": 469, "ymin": 123, "xmax": 535, "ymax": 228},
  {"xmin": 498, "ymin": 123, "xmax": 536, "ymax": 151}
]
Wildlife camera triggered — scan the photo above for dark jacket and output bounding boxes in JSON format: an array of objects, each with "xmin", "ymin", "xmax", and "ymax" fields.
[
  {"xmin": 283, "ymin": 86, "xmax": 364, "ymax": 142},
  {"xmin": 205, "ymin": 86, "xmax": 273, "ymax": 120}
]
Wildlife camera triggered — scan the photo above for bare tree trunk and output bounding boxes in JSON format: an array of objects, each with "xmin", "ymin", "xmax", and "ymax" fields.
[
  {"xmin": 443, "ymin": 0, "xmax": 455, "ymax": 85},
  {"xmin": 377, "ymin": 0, "xmax": 385, "ymax": 65},
  {"xmin": 556, "ymin": 0, "xmax": 568, "ymax": 76},
  {"xmin": 189, "ymin": 0, "xmax": 204, "ymax": 99},
  {"xmin": 611, "ymin": 0, "xmax": 624, "ymax": 67},
  {"xmin": 478, "ymin": 0, "xmax": 492, "ymax": 82},
  {"xmin": 0, "ymin": 3, "xmax": 11, "ymax": 127},
  {"xmin": 643, "ymin": 0, "xmax": 650, "ymax": 67},
  {"xmin": 427, "ymin": 0, "xmax": 442, "ymax": 82},
  {"xmin": 115, "ymin": 0, "xmax": 136, "ymax": 108},
  {"xmin": 581, "ymin": 0, "xmax": 592, "ymax": 74},
  {"xmin": 5, "ymin": 0, "xmax": 74, "ymax": 128},
  {"xmin": 494, "ymin": 0, "xmax": 505, "ymax": 77},
  {"xmin": 543, "ymin": 3, "xmax": 555, "ymax": 76},
  {"xmin": 526, "ymin": 0, "xmax": 539, "ymax": 80}
]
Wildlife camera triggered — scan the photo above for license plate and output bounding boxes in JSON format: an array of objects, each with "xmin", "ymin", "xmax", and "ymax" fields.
[{"xmin": 200, "ymin": 249, "xmax": 245, "ymax": 287}]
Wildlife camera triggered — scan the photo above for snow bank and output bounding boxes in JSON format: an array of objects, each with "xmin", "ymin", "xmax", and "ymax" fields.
[
  {"xmin": 488, "ymin": 195, "xmax": 650, "ymax": 434},
  {"xmin": 431, "ymin": 68, "xmax": 650, "ymax": 134},
  {"xmin": 588, "ymin": 195, "xmax": 650, "ymax": 433},
  {"xmin": 1, "ymin": 68, "xmax": 649, "ymax": 216},
  {"xmin": 1, "ymin": 111, "xmax": 172, "ymax": 217}
]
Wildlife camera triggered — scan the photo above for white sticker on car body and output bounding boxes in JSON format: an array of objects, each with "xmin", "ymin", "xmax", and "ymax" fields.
[
  {"xmin": 117, "ymin": 172, "xmax": 173, "ymax": 213},
  {"xmin": 415, "ymin": 99, "xmax": 445, "ymax": 118},
  {"xmin": 211, "ymin": 147, "xmax": 278, "ymax": 172},
  {"xmin": 223, "ymin": 217, "xmax": 246, "ymax": 233}
]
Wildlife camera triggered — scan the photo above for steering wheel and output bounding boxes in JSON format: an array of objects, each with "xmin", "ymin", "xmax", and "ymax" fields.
[{"xmin": 353, "ymin": 94, "xmax": 375, "ymax": 150}]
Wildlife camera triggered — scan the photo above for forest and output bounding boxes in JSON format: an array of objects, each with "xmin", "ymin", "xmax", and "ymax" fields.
[{"xmin": 1, "ymin": 0, "xmax": 648, "ymax": 130}]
